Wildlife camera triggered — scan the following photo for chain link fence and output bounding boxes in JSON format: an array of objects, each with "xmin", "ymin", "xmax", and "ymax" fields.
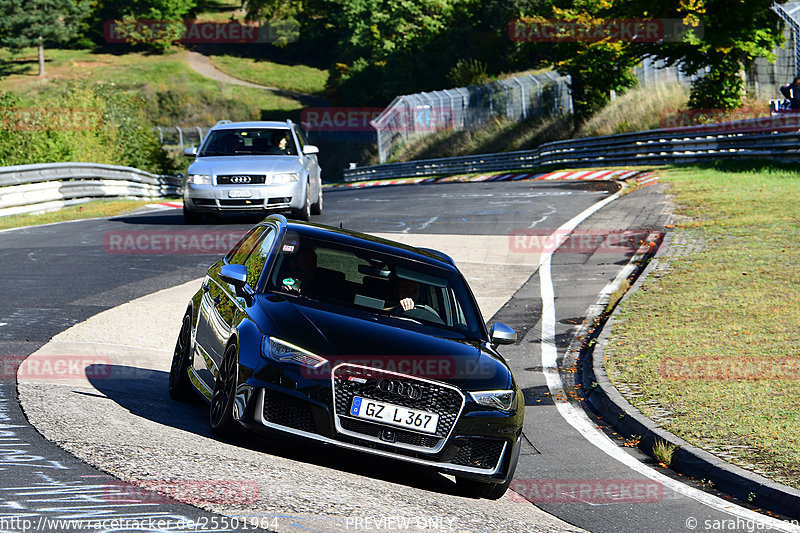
[{"xmin": 371, "ymin": 72, "xmax": 572, "ymax": 163}]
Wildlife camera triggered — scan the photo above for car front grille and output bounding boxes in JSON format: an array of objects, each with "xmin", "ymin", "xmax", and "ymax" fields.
[
  {"xmin": 191, "ymin": 198, "xmax": 216, "ymax": 206},
  {"xmin": 267, "ymin": 197, "xmax": 292, "ymax": 205},
  {"xmin": 450, "ymin": 439, "xmax": 506, "ymax": 470},
  {"xmin": 217, "ymin": 175, "xmax": 267, "ymax": 185},
  {"xmin": 262, "ymin": 389, "xmax": 317, "ymax": 433},
  {"xmin": 340, "ymin": 417, "xmax": 441, "ymax": 448},
  {"xmin": 219, "ymin": 199, "xmax": 265, "ymax": 207},
  {"xmin": 332, "ymin": 364, "xmax": 464, "ymax": 452}
]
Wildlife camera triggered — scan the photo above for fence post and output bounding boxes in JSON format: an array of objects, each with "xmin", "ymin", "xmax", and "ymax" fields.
[
  {"xmin": 156, "ymin": 127, "xmax": 163, "ymax": 145},
  {"xmin": 513, "ymin": 77, "xmax": 527, "ymax": 119},
  {"xmin": 528, "ymin": 75, "xmax": 542, "ymax": 115},
  {"xmin": 177, "ymin": 127, "xmax": 184, "ymax": 151},
  {"xmin": 498, "ymin": 80, "xmax": 512, "ymax": 119}
]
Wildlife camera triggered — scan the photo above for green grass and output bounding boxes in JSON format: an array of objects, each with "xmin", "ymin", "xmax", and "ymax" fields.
[
  {"xmin": 210, "ymin": 54, "xmax": 328, "ymax": 95},
  {"xmin": 0, "ymin": 198, "xmax": 164, "ymax": 230},
  {"xmin": 0, "ymin": 48, "xmax": 306, "ymax": 126},
  {"xmin": 604, "ymin": 162, "xmax": 800, "ymax": 489},
  {"xmin": 578, "ymin": 83, "xmax": 690, "ymax": 137}
]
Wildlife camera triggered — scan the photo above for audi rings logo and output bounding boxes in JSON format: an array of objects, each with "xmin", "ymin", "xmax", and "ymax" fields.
[
  {"xmin": 377, "ymin": 379, "xmax": 423, "ymax": 400},
  {"xmin": 230, "ymin": 175, "xmax": 252, "ymax": 184}
]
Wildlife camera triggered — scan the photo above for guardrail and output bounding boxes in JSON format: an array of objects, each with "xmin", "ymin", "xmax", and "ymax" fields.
[
  {"xmin": 0, "ymin": 162, "xmax": 181, "ymax": 217},
  {"xmin": 342, "ymin": 115, "xmax": 800, "ymax": 182}
]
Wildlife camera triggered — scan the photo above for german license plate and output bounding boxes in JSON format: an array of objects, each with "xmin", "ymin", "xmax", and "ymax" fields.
[
  {"xmin": 228, "ymin": 189, "xmax": 252, "ymax": 198},
  {"xmin": 349, "ymin": 396, "xmax": 439, "ymax": 434}
]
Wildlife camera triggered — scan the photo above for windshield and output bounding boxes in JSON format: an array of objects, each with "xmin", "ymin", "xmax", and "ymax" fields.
[
  {"xmin": 199, "ymin": 128, "xmax": 297, "ymax": 156},
  {"xmin": 264, "ymin": 234, "xmax": 484, "ymax": 339}
]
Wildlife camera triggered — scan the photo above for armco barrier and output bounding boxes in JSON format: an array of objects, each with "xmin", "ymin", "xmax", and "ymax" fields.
[
  {"xmin": 0, "ymin": 162, "xmax": 181, "ymax": 217},
  {"xmin": 342, "ymin": 115, "xmax": 800, "ymax": 182}
]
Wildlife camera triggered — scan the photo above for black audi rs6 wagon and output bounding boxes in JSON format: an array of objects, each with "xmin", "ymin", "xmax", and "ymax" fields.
[{"xmin": 169, "ymin": 214, "xmax": 524, "ymax": 498}]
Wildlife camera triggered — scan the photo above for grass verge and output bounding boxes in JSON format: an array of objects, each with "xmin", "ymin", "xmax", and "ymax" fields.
[
  {"xmin": 0, "ymin": 198, "xmax": 163, "ymax": 230},
  {"xmin": 209, "ymin": 54, "xmax": 328, "ymax": 95},
  {"xmin": 0, "ymin": 48, "xmax": 304, "ymax": 125},
  {"xmin": 604, "ymin": 161, "xmax": 800, "ymax": 489}
]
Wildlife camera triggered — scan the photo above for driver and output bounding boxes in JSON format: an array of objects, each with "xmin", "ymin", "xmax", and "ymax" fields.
[{"xmin": 387, "ymin": 276, "xmax": 420, "ymax": 311}]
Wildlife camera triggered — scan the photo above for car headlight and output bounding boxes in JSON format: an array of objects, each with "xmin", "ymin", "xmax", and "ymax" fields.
[
  {"xmin": 468, "ymin": 390, "xmax": 515, "ymax": 411},
  {"xmin": 188, "ymin": 174, "xmax": 212, "ymax": 185},
  {"xmin": 261, "ymin": 337, "xmax": 327, "ymax": 369},
  {"xmin": 268, "ymin": 172, "xmax": 299, "ymax": 185}
]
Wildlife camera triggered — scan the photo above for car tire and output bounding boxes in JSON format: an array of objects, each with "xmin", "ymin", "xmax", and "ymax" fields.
[
  {"xmin": 310, "ymin": 186, "xmax": 323, "ymax": 215},
  {"xmin": 455, "ymin": 441, "xmax": 520, "ymax": 500},
  {"xmin": 183, "ymin": 206, "xmax": 202, "ymax": 225},
  {"xmin": 210, "ymin": 343, "xmax": 242, "ymax": 439},
  {"xmin": 168, "ymin": 310, "xmax": 195, "ymax": 402},
  {"xmin": 293, "ymin": 188, "xmax": 311, "ymax": 221}
]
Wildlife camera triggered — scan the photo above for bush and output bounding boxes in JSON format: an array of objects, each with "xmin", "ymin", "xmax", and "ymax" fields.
[{"xmin": 0, "ymin": 83, "xmax": 175, "ymax": 174}]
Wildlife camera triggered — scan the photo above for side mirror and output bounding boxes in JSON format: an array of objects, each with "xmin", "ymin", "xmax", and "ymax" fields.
[
  {"xmin": 183, "ymin": 146, "xmax": 198, "ymax": 158},
  {"xmin": 302, "ymin": 145, "xmax": 319, "ymax": 155},
  {"xmin": 489, "ymin": 322, "xmax": 517, "ymax": 346},
  {"xmin": 220, "ymin": 264, "xmax": 248, "ymax": 289}
]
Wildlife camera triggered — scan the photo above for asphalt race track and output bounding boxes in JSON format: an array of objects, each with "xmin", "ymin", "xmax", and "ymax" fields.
[{"xmin": 0, "ymin": 180, "xmax": 794, "ymax": 533}]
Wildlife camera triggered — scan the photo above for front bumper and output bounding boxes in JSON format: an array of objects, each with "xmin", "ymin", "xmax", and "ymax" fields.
[
  {"xmin": 184, "ymin": 182, "xmax": 304, "ymax": 213},
  {"xmin": 234, "ymin": 366, "xmax": 523, "ymax": 484}
]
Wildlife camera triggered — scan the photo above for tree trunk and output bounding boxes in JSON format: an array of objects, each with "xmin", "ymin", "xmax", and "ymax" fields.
[{"xmin": 38, "ymin": 36, "xmax": 45, "ymax": 77}]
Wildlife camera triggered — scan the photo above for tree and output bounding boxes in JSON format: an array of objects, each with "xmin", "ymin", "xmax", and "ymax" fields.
[
  {"xmin": 91, "ymin": 0, "xmax": 197, "ymax": 51},
  {"xmin": 619, "ymin": 0, "xmax": 784, "ymax": 109},
  {"xmin": 512, "ymin": 1, "xmax": 639, "ymax": 125},
  {"xmin": 0, "ymin": 0, "xmax": 87, "ymax": 76}
]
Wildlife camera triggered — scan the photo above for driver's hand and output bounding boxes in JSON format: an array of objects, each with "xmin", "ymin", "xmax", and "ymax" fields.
[{"xmin": 400, "ymin": 298, "xmax": 415, "ymax": 311}]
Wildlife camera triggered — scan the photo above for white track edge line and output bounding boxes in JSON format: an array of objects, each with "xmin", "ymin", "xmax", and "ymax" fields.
[{"xmin": 537, "ymin": 186, "xmax": 800, "ymax": 532}]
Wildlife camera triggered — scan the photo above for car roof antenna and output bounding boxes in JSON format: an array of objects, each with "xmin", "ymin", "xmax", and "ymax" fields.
[{"xmin": 339, "ymin": 222, "xmax": 343, "ymax": 229}]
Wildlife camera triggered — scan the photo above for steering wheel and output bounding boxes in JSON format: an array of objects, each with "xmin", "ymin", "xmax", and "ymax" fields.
[{"xmin": 402, "ymin": 304, "xmax": 444, "ymax": 324}]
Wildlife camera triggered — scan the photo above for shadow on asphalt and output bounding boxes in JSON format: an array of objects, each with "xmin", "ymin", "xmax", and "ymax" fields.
[
  {"xmin": 86, "ymin": 364, "xmax": 465, "ymax": 498},
  {"xmin": 110, "ymin": 211, "xmax": 269, "ymax": 227}
]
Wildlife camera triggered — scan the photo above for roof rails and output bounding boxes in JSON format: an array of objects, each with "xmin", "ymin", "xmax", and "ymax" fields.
[{"xmin": 215, "ymin": 120, "xmax": 233, "ymax": 126}]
